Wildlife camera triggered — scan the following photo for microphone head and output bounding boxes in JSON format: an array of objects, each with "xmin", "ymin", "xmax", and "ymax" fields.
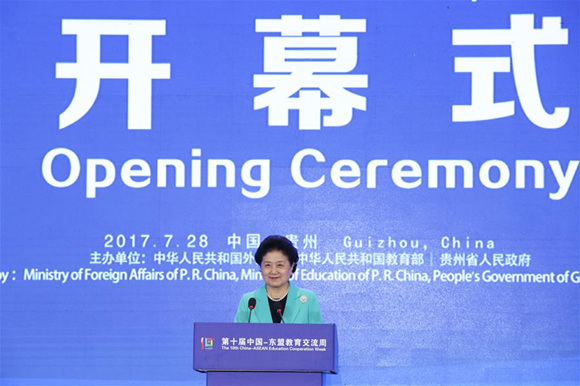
[
  {"xmin": 277, "ymin": 308, "xmax": 282, "ymax": 314},
  {"xmin": 248, "ymin": 297, "xmax": 256, "ymax": 310}
]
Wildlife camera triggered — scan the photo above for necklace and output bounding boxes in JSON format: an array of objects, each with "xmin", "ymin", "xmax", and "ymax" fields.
[{"xmin": 267, "ymin": 287, "xmax": 289, "ymax": 302}]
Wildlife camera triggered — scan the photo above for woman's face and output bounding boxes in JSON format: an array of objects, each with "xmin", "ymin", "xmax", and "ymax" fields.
[{"xmin": 261, "ymin": 250, "xmax": 293, "ymax": 290}]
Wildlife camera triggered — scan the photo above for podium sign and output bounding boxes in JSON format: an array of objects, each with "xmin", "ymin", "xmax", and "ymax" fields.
[{"xmin": 194, "ymin": 322, "xmax": 337, "ymax": 385}]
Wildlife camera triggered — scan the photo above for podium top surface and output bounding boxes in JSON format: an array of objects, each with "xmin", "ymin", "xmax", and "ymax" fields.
[{"xmin": 193, "ymin": 322, "xmax": 337, "ymax": 373}]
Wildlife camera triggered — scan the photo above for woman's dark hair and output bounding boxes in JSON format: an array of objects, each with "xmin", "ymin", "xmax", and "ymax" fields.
[{"xmin": 254, "ymin": 235, "xmax": 299, "ymax": 273}]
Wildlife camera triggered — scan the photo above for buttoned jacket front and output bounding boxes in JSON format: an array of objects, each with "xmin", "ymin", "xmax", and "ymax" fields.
[{"xmin": 234, "ymin": 282, "xmax": 322, "ymax": 324}]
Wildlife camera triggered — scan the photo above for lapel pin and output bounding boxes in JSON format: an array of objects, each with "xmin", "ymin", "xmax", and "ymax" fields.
[{"xmin": 300, "ymin": 295, "xmax": 307, "ymax": 303}]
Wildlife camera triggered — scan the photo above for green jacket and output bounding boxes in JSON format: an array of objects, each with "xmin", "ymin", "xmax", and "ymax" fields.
[{"xmin": 234, "ymin": 282, "xmax": 323, "ymax": 324}]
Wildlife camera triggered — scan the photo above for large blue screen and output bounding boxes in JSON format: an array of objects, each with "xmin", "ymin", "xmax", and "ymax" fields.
[{"xmin": 1, "ymin": 1, "xmax": 579, "ymax": 385}]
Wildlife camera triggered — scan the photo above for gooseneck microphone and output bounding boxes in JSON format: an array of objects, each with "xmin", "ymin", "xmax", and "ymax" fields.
[
  {"xmin": 247, "ymin": 297, "xmax": 256, "ymax": 323},
  {"xmin": 277, "ymin": 308, "xmax": 285, "ymax": 324}
]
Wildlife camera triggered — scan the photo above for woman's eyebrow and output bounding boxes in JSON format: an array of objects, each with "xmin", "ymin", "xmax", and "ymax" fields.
[{"xmin": 263, "ymin": 260, "xmax": 286, "ymax": 264}]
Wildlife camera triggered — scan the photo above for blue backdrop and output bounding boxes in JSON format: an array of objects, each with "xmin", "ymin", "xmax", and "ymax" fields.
[{"xmin": 1, "ymin": 1, "xmax": 579, "ymax": 385}]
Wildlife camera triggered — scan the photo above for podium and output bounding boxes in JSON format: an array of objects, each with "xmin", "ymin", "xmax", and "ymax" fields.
[{"xmin": 193, "ymin": 322, "xmax": 337, "ymax": 386}]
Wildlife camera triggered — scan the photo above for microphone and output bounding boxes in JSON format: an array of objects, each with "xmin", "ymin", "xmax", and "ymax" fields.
[
  {"xmin": 277, "ymin": 308, "xmax": 285, "ymax": 324},
  {"xmin": 247, "ymin": 298, "xmax": 256, "ymax": 323}
]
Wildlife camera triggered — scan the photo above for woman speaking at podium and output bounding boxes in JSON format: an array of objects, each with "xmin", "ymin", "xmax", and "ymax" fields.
[{"xmin": 235, "ymin": 235, "xmax": 322, "ymax": 324}]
